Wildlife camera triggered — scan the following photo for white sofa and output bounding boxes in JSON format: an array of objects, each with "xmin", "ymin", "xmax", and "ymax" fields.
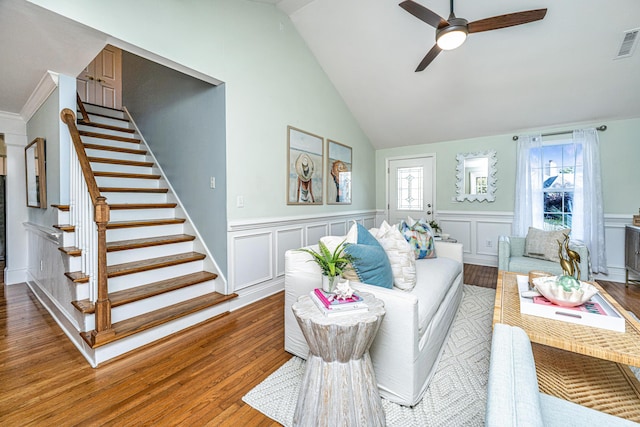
[{"xmin": 284, "ymin": 240, "xmax": 464, "ymax": 407}]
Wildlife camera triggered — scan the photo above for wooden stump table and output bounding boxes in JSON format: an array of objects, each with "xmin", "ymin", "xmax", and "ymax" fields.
[{"xmin": 292, "ymin": 292, "xmax": 385, "ymax": 427}]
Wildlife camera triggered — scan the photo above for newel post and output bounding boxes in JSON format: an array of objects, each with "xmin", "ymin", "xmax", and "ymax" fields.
[{"xmin": 90, "ymin": 196, "xmax": 115, "ymax": 345}]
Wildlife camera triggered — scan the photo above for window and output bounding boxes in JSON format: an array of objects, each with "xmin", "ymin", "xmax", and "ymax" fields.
[{"xmin": 531, "ymin": 142, "xmax": 582, "ymax": 231}]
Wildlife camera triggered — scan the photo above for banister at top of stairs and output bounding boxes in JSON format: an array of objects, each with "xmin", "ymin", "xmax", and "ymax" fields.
[{"xmin": 60, "ymin": 107, "xmax": 114, "ymax": 346}]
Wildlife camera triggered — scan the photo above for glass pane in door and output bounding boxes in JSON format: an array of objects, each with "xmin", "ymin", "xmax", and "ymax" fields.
[{"xmin": 397, "ymin": 167, "xmax": 423, "ymax": 211}]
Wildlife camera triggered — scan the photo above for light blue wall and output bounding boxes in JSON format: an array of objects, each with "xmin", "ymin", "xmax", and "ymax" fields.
[
  {"xmin": 28, "ymin": 0, "xmax": 377, "ymax": 222},
  {"xmin": 376, "ymin": 117, "xmax": 640, "ymax": 216},
  {"xmin": 122, "ymin": 51, "xmax": 228, "ymax": 275}
]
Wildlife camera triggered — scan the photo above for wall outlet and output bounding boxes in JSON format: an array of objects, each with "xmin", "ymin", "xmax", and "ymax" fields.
[
  {"xmin": 210, "ymin": 176, "xmax": 216, "ymax": 189},
  {"xmin": 237, "ymin": 195, "xmax": 244, "ymax": 208},
  {"xmin": 486, "ymin": 239, "xmax": 492, "ymax": 248}
]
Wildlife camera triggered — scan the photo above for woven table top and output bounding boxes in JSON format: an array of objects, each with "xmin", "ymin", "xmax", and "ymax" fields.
[{"xmin": 494, "ymin": 271, "xmax": 640, "ymax": 367}]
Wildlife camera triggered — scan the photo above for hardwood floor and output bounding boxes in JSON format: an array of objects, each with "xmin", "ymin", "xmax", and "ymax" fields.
[{"xmin": 1, "ymin": 265, "xmax": 638, "ymax": 425}]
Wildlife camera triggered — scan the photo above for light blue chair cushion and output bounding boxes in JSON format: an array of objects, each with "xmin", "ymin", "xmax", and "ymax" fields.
[{"xmin": 344, "ymin": 223, "xmax": 393, "ymax": 289}]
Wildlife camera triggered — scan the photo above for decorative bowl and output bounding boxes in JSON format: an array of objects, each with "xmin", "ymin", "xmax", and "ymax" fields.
[
  {"xmin": 440, "ymin": 233, "xmax": 450, "ymax": 240},
  {"xmin": 532, "ymin": 275, "xmax": 599, "ymax": 307}
]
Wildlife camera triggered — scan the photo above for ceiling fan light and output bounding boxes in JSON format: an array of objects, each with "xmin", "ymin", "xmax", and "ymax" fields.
[{"xmin": 436, "ymin": 26, "xmax": 468, "ymax": 50}]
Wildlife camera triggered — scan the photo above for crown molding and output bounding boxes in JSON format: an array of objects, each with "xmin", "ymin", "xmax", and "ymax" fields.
[{"xmin": 20, "ymin": 71, "xmax": 59, "ymax": 122}]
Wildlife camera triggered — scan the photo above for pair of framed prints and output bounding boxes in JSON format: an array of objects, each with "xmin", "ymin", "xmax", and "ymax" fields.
[{"xmin": 286, "ymin": 126, "xmax": 352, "ymax": 205}]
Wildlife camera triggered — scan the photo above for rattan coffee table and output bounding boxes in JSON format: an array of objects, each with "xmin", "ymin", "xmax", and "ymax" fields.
[{"xmin": 494, "ymin": 271, "xmax": 640, "ymax": 421}]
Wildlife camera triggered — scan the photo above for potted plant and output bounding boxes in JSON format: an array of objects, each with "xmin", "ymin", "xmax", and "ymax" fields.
[
  {"xmin": 428, "ymin": 220, "xmax": 442, "ymax": 235},
  {"xmin": 298, "ymin": 240, "xmax": 355, "ymax": 292}
]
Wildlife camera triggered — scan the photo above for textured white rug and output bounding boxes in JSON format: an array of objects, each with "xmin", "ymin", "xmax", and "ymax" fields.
[{"xmin": 243, "ymin": 284, "xmax": 496, "ymax": 426}]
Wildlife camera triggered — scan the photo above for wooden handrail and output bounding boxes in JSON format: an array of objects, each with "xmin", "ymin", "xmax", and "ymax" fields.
[
  {"xmin": 60, "ymin": 107, "xmax": 114, "ymax": 346},
  {"xmin": 77, "ymin": 93, "xmax": 90, "ymax": 123}
]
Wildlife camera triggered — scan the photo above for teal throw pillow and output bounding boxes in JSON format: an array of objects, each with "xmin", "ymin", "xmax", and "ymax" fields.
[
  {"xmin": 344, "ymin": 223, "xmax": 393, "ymax": 289},
  {"xmin": 399, "ymin": 219, "xmax": 437, "ymax": 259}
]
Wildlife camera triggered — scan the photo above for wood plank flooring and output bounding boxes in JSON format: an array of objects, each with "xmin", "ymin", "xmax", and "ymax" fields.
[{"xmin": 1, "ymin": 264, "xmax": 638, "ymax": 425}]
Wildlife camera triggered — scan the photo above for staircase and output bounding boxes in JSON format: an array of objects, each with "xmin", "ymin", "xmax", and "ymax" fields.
[{"xmin": 56, "ymin": 101, "xmax": 235, "ymax": 365}]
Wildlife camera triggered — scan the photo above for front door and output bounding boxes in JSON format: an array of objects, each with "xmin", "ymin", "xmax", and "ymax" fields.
[
  {"xmin": 388, "ymin": 156, "xmax": 435, "ymax": 225},
  {"xmin": 77, "ymin": 45, "xmax": 122, "ymax": 109}
]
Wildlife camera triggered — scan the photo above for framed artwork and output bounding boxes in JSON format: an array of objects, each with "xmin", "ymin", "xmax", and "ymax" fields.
[
  {"xmin": 327, "ymin": 139, "xmax": 352, "ymax": 204},
  {"xmin": 25, "ymin": 137, "xmax": 47, "ymax": 208},
  {"xmin": 287, "ymin": 126, "xmax": 324, "ymax": 205}
]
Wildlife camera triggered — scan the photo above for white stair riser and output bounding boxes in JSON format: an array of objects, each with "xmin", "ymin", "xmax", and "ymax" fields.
[
  {"xmin": 84, "ymin": 148, "xmax": 147, "ymax": 163},
  {"xmin": 101, "ymin": 191, "xmax": 167, "ymax": 204},
  {"xmin": 65, "ymin": 256, "xmax": 82, "ymax": 273},
  {"xmin": 82, "ymin": 136, "xmax": 142, "ymax": 151},
  {"xmin": 107, "ymin": 241, "xmax": 194, "ymax": 265},
  {"xmin": 60, "ymin": 232, "xmax": 76, "ymax": 247},
  {"xmin": 92, "ymin": 303, "xmax": 231, "ymax": 366},
  {"xmin": 90, "ymin": 163, "xmax": 155, "ymax": 175},
  {"xmin": 84, "ymin": 105, "xmax": 126, "ymax": 119},
  {"xmin": 107, "ymin": 223, "xmax": 184, "ymax": 242},
  {"xmin": 84, "ymin": 114, "xmax": 129, "ymax": 128},
  {"xmin": 95, "ymin": 177, "xmax": 160, "ymax": 189},
  {"xmin": 107, "ymin": 261, "xmax": 205, "ymax": 292},
  {"xmin": 109, "ymin": 208, "xmax": 175, "ymax": 222},
  {"xmin": 109, "ymin": 280, "xmax": 215, "ymax": 323},
  {"xmin": 78, "ymin": 125, "xmax": 137, "ymax": 140}
]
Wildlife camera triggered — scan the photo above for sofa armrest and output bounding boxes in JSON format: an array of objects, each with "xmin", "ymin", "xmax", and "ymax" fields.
[
  {"xmin": 498, "ymin": 236, "xmax": 511, "ymax": 271},
  {"xmin": 434, "ymin": 241, "xmax": 463, "ymax": 264},
  {"xmin": 485, "ymin": 324, "xmax": 544, "ymax": 427}
]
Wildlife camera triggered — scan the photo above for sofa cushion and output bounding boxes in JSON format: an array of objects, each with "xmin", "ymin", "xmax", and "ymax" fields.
[
  {"xmin": 525, "ymin": 227, "xmax": 570, "ymax": 262},
  {"xmin": 411, "ymin": 256, "xmax": 462, "ymax": 333},
  {"xmin": 344, "ymin": 223, "xmax": 394, "ymax": 289},
  {"xmin": 369, "ymin": 221, "xmax": 417, "ymax": 291},
  {"xmin": 399, "ymin": 218, "xmax": 437, "ymax": 259}
]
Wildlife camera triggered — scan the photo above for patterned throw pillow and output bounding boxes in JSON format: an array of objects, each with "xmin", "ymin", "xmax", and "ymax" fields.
[
  {"xmin": 399, "ymin": 218, "xmax": 437, "ymax": 259},
  {"xmin": 369, "ymin": 221, "xmax": 417, "ymax": 291}
]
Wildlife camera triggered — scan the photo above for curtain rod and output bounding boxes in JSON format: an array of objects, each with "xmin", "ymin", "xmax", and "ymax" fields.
[{"xmin": 512, "ymin": 125, "xmax": 607, "ymax": 141}]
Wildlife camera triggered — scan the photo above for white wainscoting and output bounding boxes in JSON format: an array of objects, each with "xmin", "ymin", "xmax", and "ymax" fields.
[
  {"xmin": 227, "ymin": 210, "xmax": 378, "ymax": 310},
  {"xmin": 436, "ymin": 211, "xmax": 633, "ymax": 283}
]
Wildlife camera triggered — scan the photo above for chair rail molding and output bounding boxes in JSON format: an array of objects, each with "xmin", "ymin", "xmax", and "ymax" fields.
[{"xmin": 227, "ymin": 210, "xmax": 378, "ymax": 310}]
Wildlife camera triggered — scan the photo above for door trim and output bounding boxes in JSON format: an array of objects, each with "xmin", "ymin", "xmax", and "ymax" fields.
[{"xmin": 385, "ymin": 153, "xmax": 437, "ymax": 223}]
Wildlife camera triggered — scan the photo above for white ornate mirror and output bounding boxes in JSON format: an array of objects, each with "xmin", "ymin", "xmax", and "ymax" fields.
[{"xmin": 455, "ymin": 150, "xmax": 496, "ymax": 202}]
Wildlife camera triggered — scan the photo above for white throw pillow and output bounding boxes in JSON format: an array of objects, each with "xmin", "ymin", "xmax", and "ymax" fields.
[{"xmin": 369, "ymin": 220, "xmax": 417, "ymax": 291}]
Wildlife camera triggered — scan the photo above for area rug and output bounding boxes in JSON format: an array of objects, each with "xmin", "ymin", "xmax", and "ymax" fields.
[{"xmin": 243, "ymin": 284, "xmax": 496, "ymax": 426}]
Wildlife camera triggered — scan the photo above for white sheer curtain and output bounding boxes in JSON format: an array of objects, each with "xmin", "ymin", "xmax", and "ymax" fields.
[
  {"xmin": 572, "ymin": 129, "xmax": 607, "ymax": 274},
  {"xmin": 513, "ymin": 128, "xmax": 607, "ymax": 275},
  {"xmin": 513, "ymin": 134, "xmax": 543, "ymax": 236}
]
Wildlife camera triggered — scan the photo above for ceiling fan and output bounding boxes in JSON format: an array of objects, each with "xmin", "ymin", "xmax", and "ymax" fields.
[{"xmin": 399, "ymin": 0, "xmax": 547, "ymax": 71}]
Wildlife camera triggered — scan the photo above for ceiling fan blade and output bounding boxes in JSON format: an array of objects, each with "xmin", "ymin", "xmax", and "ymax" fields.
[
  {"xmin": 415, "ymin": 44, "xmax": 442, "ymax": 72},
  {"xmin": 399, "ymin": 0, "xmax": 448, "ymax": 29},
  {"xmin": 467, "ymin": 9, "xmax": 547, "ymax": 33}
]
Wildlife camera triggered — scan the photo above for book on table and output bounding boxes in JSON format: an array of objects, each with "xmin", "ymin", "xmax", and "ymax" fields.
[
  {"xmin": 313, "ymin": 288, "xmax": 366, "ymax": 310},
  {"xmin": 309, "ymin": 290, "xmax": 368, "ymax": 317}
]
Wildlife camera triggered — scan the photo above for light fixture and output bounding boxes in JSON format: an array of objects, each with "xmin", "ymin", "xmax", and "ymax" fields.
[{"xmin": 436, "ymin": 18, "xmax": 468, "ymax": 50}]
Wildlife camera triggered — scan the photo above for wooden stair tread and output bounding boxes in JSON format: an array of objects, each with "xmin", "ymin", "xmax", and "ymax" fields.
[
  {"xmin": 59, "ymin": 246, "xmax": 81, "ymax": 256},
  {"xmin": 106, "ymin": 251, "xmax": 206, "ymax": 278},
  {"xmin": 107, "ymin": 234, "xmax": 195, "ymax": 252},
  {"xmin": 65, "ymin": 271, "xmax": 89, "ymax": 283},
  {"xmin": 83, "ymin": 143, "xmax": 146, "ymax": 155},
  {"xmin": 53, "ymin": 224, "xmax": 75, "ymax": 232},
  {"xmin": 88, "ymin": 157, "xmax": 154, "ymax": 167},
  {"xmin": 51, "ymin": 204, "xmax": 70, "ymax": 211},
  {"xmin": 106, "ymin": 218, "xmax": 186, "ymax": 229},
  {"xmin": 78, "ymin": 119, "xmax": 135, "ymax": 134},
  {"xmin": 79, "ymin": 130, "xmax": 141, "ymax": 144},
  {"xmin": 109, "ymin": 203, "xmax": 177, "ymax": 210},
  {"xmin": 94, "ymin": 171, "xmax": 161, "ymax": 180},
  {"xmin": 80, "ymin": 292, "xmax": 237, "ymax": 348},
  {"xmin": 99, "ymin": 187, "xmax": 168, "ymax": 193},
  {"xmin": 72, "ymin": 271, "xmax": 218, "ymax": 313},
  {"xmin": 79, "ymin": 110, "xmax": 129, "ymax": 123}
]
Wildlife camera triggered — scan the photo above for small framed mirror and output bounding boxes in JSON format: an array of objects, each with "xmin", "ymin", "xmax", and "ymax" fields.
[
  {"xmin": 25, "ymin": 137, "xmax": 47, "ymax": 208},
  {"xmin": 455, "ymin": 150, "xmax": 496, "ymax": 202}
]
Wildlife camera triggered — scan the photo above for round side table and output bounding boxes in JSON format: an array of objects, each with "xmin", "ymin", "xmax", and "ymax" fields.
[{"xmin": 292, "ymin": 292, "xmax": 385, "ymax": 427}]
